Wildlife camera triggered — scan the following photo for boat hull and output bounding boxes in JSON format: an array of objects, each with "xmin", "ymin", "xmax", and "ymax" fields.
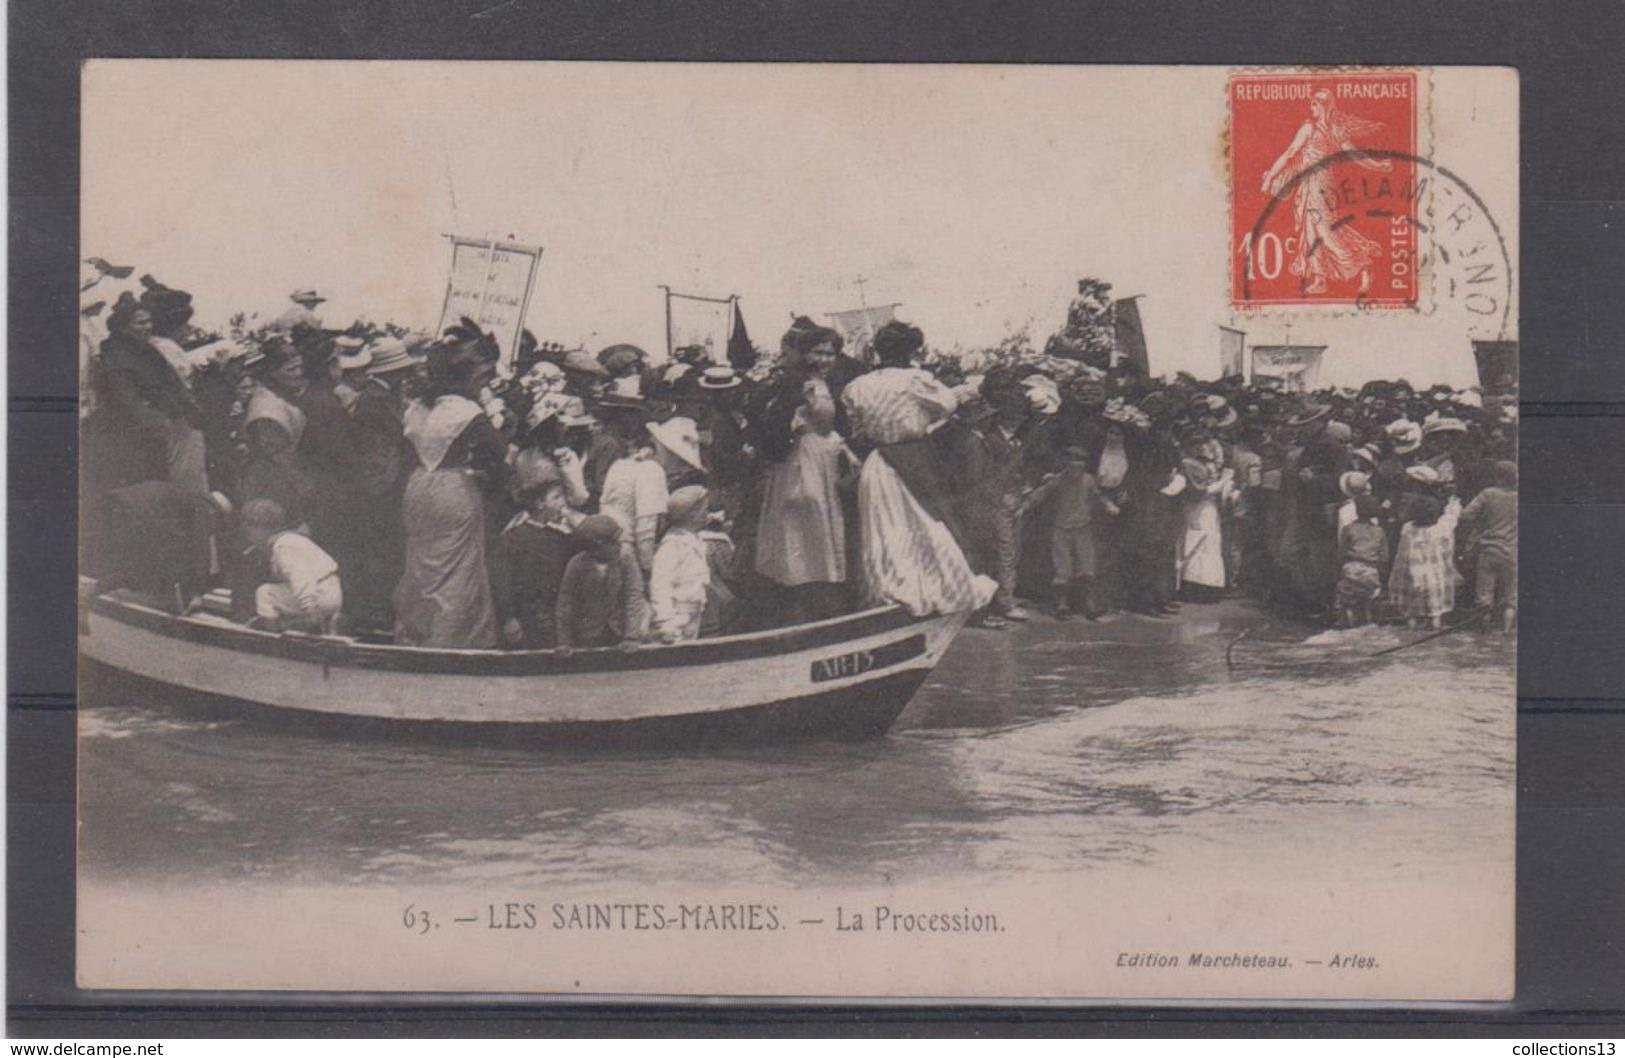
[
  {"xmin": 81, "ymin": 658, "xmax": 929, "ymax": 749},
  {"xmin": 79, "ymin": 593, "xmax": 964, "ymax": 748}
]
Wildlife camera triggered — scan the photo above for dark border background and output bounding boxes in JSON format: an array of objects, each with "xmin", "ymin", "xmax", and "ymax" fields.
[{"xmin": 11, "ymin": 0, "xmax": 1625, "ymax": 1037}]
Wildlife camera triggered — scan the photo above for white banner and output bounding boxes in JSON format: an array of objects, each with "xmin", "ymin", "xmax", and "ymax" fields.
[
  {"xmin": 1250, "ymin": 344, "xmax": 1326, "ymax": 391},
  {"xmin": 1219, "ymin": 325, "xmax": 1246, "ymax": 379},
  {"xmin": 828, "ymin": 303, "xmax": 898, "ymax": 361},
  {"xmin": 668, "ymin": 292, "xmax": 733, "ymax": 364},
  {"xmin": 436, "ymin": 237, "xmax": 543, "ymax": 367}
]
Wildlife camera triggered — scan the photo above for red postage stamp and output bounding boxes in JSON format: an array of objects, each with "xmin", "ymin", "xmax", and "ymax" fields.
[{"xmin": 1231, "ymin": 69, "xmax": 1420, "ymax": 309}]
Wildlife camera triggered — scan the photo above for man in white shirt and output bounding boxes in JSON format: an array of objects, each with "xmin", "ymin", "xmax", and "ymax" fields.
[
  {"xmin": 272, "ymin": 289, "xmax": 327, "ymax": 333},
  {"xmin": 598, "ymin": 436, "xmax": 670, "ymax": 575},
  {"xmin": 240, "ymin": 499, "xmax": 343, "ymax": 633}
]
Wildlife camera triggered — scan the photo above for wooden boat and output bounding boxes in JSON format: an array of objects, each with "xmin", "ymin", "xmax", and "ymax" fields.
[{"xmin": 78, "ymin": 583, "xmax": 967, "ymax": 748}]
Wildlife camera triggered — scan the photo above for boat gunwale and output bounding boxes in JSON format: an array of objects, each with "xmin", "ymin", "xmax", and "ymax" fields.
[{"xmin": 82, "ymin": 590, "xmax": 935, "ymax": 677}]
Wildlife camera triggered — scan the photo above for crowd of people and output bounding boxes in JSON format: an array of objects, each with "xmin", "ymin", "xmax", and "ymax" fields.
[{"xmin": 81, "ymin": 275, "xmax": 1520, "ymax": 652}]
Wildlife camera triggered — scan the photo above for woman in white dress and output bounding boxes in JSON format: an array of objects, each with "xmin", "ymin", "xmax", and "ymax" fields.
[
  {"xmin": 754, "ymin": 327, "xmax": 858, "ymax": 623},
  {"xmin": 1178, "ymin": 435, "xmax": 1232, "ymax": 602},
  {"xmin": 840, "ymin": 321, "xmax": 996, "ymax": 617}
]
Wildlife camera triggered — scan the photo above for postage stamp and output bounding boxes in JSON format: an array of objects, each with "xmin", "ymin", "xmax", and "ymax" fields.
[{"xmin": 1231, "ymin": 69, "xmax": 1420, "ymax": 309}]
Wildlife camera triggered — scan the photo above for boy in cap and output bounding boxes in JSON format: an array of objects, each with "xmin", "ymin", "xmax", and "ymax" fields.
[
  {"xmin": 1458, "ymin": 460, "xmax": 1518, "ymax": 633},
  {"xmin": 1335, "ymin": 494, "xmax": 1390, "ymax": 628},
  {"xmin": 494, "ymin": 480, "xmax": 583, "ymax": 649},
  {"xmin": 1033, "ymin": 445, "xmax": 1118, "ymax": 620},
  {"xmin": 555, "ymin": 515, "xmax": 646, "ymax": 651},
  {"xmin": 648, "ymin": 485, "xmax": 713, "ymax": 643}
]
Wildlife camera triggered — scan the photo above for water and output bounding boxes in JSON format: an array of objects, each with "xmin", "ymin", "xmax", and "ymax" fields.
[{"xmin": 78, "ymin": 600, "xmax": 1515, "ymax": 891}]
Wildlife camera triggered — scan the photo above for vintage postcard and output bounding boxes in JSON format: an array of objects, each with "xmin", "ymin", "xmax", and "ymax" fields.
[{"xmin": 76, "ymin": 62, "xmax": 1517, "ymax": 1001}]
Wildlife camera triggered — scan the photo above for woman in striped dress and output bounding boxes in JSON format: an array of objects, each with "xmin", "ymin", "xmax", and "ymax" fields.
[
  {"xmin": 839, "ymin": 321, "xmax": 997, "ymax": 617},
  {"xmin": 1386, "ymin": 494, "xmax": 1459, "ymax": 630}
]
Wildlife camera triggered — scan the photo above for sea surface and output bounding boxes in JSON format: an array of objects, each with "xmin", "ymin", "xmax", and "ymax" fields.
[{"xmin": 78, "ymin": 600, "xmax": 1516, "ymax": 891}]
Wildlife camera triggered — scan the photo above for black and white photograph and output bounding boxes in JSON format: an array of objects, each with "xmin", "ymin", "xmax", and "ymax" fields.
[{"xmin": 74, "ymin": 61, "xmax": 1517, "ymax": 999}]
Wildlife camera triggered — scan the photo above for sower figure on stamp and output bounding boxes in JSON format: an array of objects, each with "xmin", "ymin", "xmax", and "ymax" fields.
[{"xmin": 1261, "ymin": 88, "xmax": 1393, "ymax": 295}]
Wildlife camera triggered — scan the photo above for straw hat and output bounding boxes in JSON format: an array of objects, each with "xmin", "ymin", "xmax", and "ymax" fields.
[
  {"xmin": 1405, "ymin": 464, "xmax": 1442, "ymax": 486},
  {"xmin": 558, "ymin": 396, "xmax": 597, "ymax": 428},
  {"xmin": 289, "ymin": 289, "xmax": 326, "ymax": 306},
  {"xmin": 1286, "ymin": 402, "xmax": 1332, "ymax": 428},
  {"xmin": 365, "ymin": 337, "xmax": 418, "ymax": 376},
  {"xmin": 698, "ymin": 366, "xmax": 743, "ymax": 390},
  {"xmin": 646, "ymin": 415, "xmax": 706, "ymax": 472},
  {"xmin": 1422, "ymin": 415, "xmax": 1468, "ymax": 437},
  {"xmin": 1339, "ymin": 470, "xmax": 1372, "ymax": 498},
  {"xmin": 1385, "ymin": 418, "xmax": 1423, "ymax": 454},
  {"xmin": 1351, "ymin": 443, "xmax": 1382, "ymax": 468},
  {"xmin": 335, "ymin": 336, "xmax": 371, "ymax": 372},
  {"xmin": 526, "ymin": 391, "xmax": 571, "ymax": 431}
]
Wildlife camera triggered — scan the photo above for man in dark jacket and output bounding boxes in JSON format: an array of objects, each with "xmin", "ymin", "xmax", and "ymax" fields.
[
  {"xmin": 292, "ymin": 332, "xmax": 368, "ymax": 615},
  {"xmin": 346, "ymin": 338, "xmax": 421, "ymax": 630}
]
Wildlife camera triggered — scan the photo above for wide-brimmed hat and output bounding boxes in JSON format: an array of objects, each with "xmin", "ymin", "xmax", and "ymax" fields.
[
  {"xmin": 1385, "ymin": 418, "xmax": 1423, "ymax": 454},
  {"xmin": 335, "ymin": 336, "xmax": 371, "ymax": 371},
  {"xmin": 526, "ymin": 391, "xmax": 571, "ymax": 431},
  {"xmin": 1351, "ymin": 443, "xmax": 1382, "ymax": 468},
  {"xmin": 1405, "ymin": 464, "xmax": 1442, "ymax": 486},
  {"xmin": 1339, "ymin": 470, "xmax": 1372, "ymax": 498},
  {"xmin": 1286, "ymin": 403, "xmax": 1332, "ymax": 428},
  {"xmin": 558, "ymin": 395, "xmax": 597, "ymax": 428},
  {"xmin": 698, "ymin": 366, "xmax": 743, "ymax": 390},
  {"xmin": 646, "ymin": 415, "xmax": 706, "ymax": 472},
  {"xmin": 1422, "ymin": 415, "xmax": 1468, "ymax": 437},
  {"xmin": 290, "ymin": 288, "xmax": 326, "ymax": 305},
  {"xmin": 365, "ymin": 337, "xmax": 418, "ymax": 376}
]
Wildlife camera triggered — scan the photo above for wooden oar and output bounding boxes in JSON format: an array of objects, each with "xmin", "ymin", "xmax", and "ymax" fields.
[{"xmin": 1367, "ymin": 606, "xmax": 1489, "ymax": 657}]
